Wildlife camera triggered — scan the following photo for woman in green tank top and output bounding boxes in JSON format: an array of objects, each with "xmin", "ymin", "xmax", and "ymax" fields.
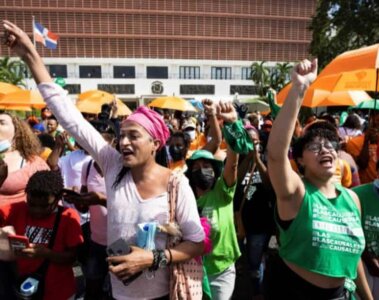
[{"xmin": 265, "ymin": 59, "xmax": 372, "ymax": 300}]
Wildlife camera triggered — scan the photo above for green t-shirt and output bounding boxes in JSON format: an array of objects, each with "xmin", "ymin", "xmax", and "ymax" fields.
[
  {"xmin": 197, "ymin": 177, "xmax": 240, "ymax": 275},
  {"xmin": 353, "ymin": 182, "xmax": 379, "ymax": 256},
  {"xmin": 277, "ymin": 182, "xmax": 365, "ymax": 279}
]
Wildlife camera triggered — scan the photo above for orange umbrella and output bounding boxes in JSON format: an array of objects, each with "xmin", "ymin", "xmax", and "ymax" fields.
[
  {"xmin": 78, "ymin": 90, "xmax": 113, "ymax": 101},
  {"xmin": 0, "ymin": 90, "xmax": 45, "ymax": 109},
  {"xmin": 319, "ymin": 90, "xmax": 371, "ymax": 106},
  {"xmin": 0, "ymin": 82, "xmax": 22, "ymax": 96},
  {"xmin": 148, "ymin": 96, "xmax": 197, "ymax": 112},
  {"xmin": 312, "ymin": 43, "xmax": 379, "ymax": 92},
  {"xmin": 277, "ymin": 83, "xmax": 329, "ymax": 107},
  {"xmin": 77, "ymin": 96, "xmax": 132, "ymax": 116},
  {"xmin": 0, "ymin": 105, "xmax": 32, "ymax": 111},
  {"xmin": 277, "ymin": 83, "xmax": 371, "ymax": 107}
]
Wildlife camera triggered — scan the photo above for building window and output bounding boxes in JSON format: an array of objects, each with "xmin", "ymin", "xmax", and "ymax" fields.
[
  {"xmin": 180, "ymin": 85, "xmax": 215, "ymax": 95},
  {"xmin": 97, "ymin": 84, "xmax": 135, "ymax": 94},
  {"xmin": 65, "ymin": 84, "xmax": 81, "ymax": 94},
  {"xmin": 241, "ymin": 67, "xmax": 251, "ymax": 80},
  {"xmin": 114, "ymin": 66, "xmax": 135, "ymax": 78},
  {"xmin": 48, "ymin": 65, "xmax": 67, "ymax": 78},
  {"xmin": 79, "ymin": 66, "xmax": 102, "ymax": 78},
  {"xmin": 146, "ymin": 66, "xmax": 168, "ymax": 79},
  {"xmin": 230, "ymin": 85, "xmax": 259, "ymax": 95},
  {"xmin": 179, "ymin": 66, "xmax": 200, "ymax": 79},
  {"xmin": 211, "ymin": 67, "xmax": 231, "ymax": 80}
]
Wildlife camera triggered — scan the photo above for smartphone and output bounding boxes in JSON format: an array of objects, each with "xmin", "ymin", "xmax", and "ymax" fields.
[
  {"xmin": 8, "ymin": 235, "xmax": 30, "ymax": 251},
  {"xmin": 107, "ymin": 238, "xmax": 132, "ymax": 257},
  {"xmin": 62, "ymin": 188, "xmax": 81, "ymax": 197},
  {"xmin": 107, "ymin": 238, "xmax": 142, "ymax": 285}
]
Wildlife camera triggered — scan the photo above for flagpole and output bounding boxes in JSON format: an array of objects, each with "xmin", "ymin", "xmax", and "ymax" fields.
[{"xmin": 32, "ymin": 15, "xmax": 36, "ymax": 48}]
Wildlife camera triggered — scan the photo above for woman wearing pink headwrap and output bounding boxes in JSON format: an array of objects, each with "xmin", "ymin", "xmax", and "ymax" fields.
[{"xmin": 4, "ymin": 20, "xmax": 205, "ymax": 300}]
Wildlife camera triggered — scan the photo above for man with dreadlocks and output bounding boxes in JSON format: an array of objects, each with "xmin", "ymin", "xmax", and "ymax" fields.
[{"xmin": 0, "ymin": 170, "xmax": 83, "ymax": 300}]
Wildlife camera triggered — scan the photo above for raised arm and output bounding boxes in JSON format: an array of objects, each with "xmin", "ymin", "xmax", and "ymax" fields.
[
  {"xmin": 267, "ymin": 59, "xmax": 317, "ymax": 218},
  {"xmin": 201, "ymin": 99, "xmax": 222, "ymax": 154},
  {"xmin": 3, "ymin": 21, "xmax": 114, "ymax": 170},
  {"xmin": 217, "ymin": 102, "xmax": 239, "ymax": 187},
  {"xmin": 3, "ymin": 20, "xmax": 51, "ymax": 84}
]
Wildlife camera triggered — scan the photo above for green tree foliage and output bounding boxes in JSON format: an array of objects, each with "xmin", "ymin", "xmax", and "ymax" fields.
[
  {"xmin": 310, "ymin": 0, "xmax": 379, "ymax": 69},
  {"xmin": 270, "ymin": 62, "xmax": 292, "ymax": 92},
  {"xmin": 0, "ymin": 57, "xmax": 27, "ymax": 86},
  {"xmin": 250, "ymin": 61, "xmax": 292, "ymax": 96},
  {"xmin": 250, "ymin": 61, "xmax": 270, "ymax": 96}
]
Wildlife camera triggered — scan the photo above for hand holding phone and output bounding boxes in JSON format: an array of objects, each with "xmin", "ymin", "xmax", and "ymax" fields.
[
  {"xmin": 62, "ymin": 188, "xmax": 81, "ymax": 204},
  {"xmin": 62, "ymin": 188, "xmax": 81, "ymax": 197},
  {"xmin": 8, "ymin": 235, "xmax": 29, "ymax": 251},
  {"xmin": 107, "ymin": 238, "xmax": 142, "ymax": 285}
]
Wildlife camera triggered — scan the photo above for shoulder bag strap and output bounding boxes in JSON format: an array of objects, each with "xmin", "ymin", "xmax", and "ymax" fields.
[
  {"xmin": 85, "ymin": 159, "xmax": 93, "ymax": 184},
  {"xmin": 167, "ymin": 172, "xmax": 181, "ymax": 248},
  {"xmin": 34, "ymin": 206, "xmax": 64, "ymax": 276},
  {"xmin": 238, "ymin": 163, "xmax": 257, "ymax": 213}
]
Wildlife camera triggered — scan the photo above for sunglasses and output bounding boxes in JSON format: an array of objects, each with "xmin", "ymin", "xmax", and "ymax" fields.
[{"xmin": 304, "ymin": 141, "xmax": 339, "ymax": 154}]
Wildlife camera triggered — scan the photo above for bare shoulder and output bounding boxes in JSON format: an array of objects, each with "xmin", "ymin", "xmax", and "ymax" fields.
[
  {"xmin": 346, "ymin": 188, "xmax": 361, "ymax": 212},
  {"xmin": 154, "ymin": 165, "xmax": 172, "ymax": 186}
]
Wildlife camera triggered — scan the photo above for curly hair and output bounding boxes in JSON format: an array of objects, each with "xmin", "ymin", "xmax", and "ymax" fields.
[
  {"xmin": 2, "ymin": 113, "xmax": 42, "ymax": 161},
  {"xmin": 25, "ymin": 170, "xmax": 64, "ymax": 199},
  {"xmin": 292, "ymin": 122, "xmax": 340, "ymax": 161}
]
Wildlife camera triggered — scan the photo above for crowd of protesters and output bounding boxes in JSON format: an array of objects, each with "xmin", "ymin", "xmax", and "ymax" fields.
[{"xmin": 1, "ymin": 20, "xmax": 379, "ymax": 300}]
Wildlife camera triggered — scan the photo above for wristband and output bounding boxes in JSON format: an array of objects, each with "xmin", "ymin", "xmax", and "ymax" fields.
[{"xmin": 167, "ymin": 248, "xmax": 173, "ymax": 265}]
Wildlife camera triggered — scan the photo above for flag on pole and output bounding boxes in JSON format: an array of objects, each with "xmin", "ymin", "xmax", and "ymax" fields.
[{"xmin": 33, "ymin": 22, "xmax": 59, "ymax": 49}]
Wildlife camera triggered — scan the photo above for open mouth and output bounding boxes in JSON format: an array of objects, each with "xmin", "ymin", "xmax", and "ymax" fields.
[
  {"xmin": 122, "ymin": 148, "xmax": 134, "ymax": 158},
  {"xmin": 319, "ymin": 156, "xmax": 333, "ymax": 167}
]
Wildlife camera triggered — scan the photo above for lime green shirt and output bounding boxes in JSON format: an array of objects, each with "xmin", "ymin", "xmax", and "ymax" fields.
[
  {"xmin": 278, "ymin": 182, "xmax": 365, "ymax": 279},
  {"xmin": 353, "ymin": 182, "xmax": 379, "ymax": 256},
  {"xmin": 197, "ymin": 177, "xmax": 240, "ymax": 275}
]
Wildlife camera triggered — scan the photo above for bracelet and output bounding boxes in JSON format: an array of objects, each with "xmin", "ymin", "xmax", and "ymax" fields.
[
  {"xmin": 150, "ymin": 249, "xmax": 160, "ymax": 271},
  {"xmin": 167, "ymin": 248, "xmax": 173, "ymax": 266}
]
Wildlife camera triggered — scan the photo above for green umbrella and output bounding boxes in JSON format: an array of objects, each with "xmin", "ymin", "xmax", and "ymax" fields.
[
  {"xmin": 350, "ymin": 99, "xmax": 379, "ymax": 111},
  {"xmin": 239, "ymin": 98, "xmax": 269, "ymax": 112}
]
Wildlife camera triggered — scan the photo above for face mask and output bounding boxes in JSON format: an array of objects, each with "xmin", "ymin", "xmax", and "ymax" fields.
[
  {"xmin": 169, "ymin": 146, "xmax": 185, "ymax": 162},
  {"xmin": 186, "ymin": 130, "xmax": 196, "ymax": 141},
  {"xmin": 191, "ymin": 167, "xmax": 215, "ymax": 191},
  {"xmin": 0, "ymin": 140, "xmax": 11, "ymax": 153}
]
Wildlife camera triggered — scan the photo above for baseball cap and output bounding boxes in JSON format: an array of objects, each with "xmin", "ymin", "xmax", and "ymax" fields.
[{"xmin": 182, "ymin": 119, "xmax": 196, "ymax": 130}]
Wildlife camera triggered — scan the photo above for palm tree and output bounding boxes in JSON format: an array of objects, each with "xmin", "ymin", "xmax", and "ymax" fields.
[
  {"xmin": 250, "ymin": 61, "xmax": 270, "ymax": 97},
  {"xmin": 270, "ymin": 62, "xmax": 292, "ymax": 91},
  {"xmin": 0, "ymin": 57, "xmax": 27, "ymax": 87}
]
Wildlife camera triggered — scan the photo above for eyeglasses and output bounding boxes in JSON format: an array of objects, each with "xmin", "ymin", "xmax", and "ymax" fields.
[{"xmin": 305, "ymin": 141, "xmax": 339, "ymax": 154}]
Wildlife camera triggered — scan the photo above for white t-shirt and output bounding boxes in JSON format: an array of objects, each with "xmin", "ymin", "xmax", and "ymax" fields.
[
  {"xmin": 107, "ymin": 172, "xmax": 204, "ymax": 299},
  {"xmin": 39, "ymin": 82, "xmax": 205, "ymax": 300},
  {"xmin": 59, "ymin": 150, "xmax": 91, "ymax": 225},
  {"xmin": 81, "ymin": 160, "xmax": 107, "ymax": 246},
  {"xmin": 58, "ymin": 149, "xmax": 91, "ymax": 188}
]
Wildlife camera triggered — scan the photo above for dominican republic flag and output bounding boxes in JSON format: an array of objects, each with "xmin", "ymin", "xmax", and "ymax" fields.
[{"xmin": 33, "ymin": 22, "xmax": 59, "ymax": 49}]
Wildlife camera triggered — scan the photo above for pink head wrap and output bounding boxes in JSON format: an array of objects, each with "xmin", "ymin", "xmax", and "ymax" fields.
[{"xmin": 123, "ymin": 106, "xmax": 170, "ymax": 149}]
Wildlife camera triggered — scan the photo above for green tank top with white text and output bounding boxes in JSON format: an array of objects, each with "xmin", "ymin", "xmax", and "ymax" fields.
[
  {"xmin": 353, "ymin": 182, "xmax": 379, "ymax": 256},
  {"xmin": 277, "ymin": 182, "xmax": 365, "ymax": 279}
]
